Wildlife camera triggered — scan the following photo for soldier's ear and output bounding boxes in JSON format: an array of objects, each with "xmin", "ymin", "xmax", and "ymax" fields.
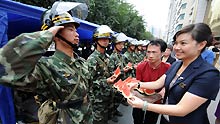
[{"xmin": 53, "ymin": 36, "xmax": 59, "ymax": 43}]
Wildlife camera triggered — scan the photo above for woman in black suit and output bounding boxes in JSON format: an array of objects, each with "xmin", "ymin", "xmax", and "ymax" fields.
[
  {"xmin": 162, "ymin": 44, "xmax": 176, "ymax": 64},
  {"xmin": 128, "ymin": 23, "xmax": 219, "ymax": 124}
]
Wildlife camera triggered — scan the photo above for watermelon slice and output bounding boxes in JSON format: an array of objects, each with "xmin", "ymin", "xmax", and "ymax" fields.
[
  {"xmin": 137, "ymin": 88, "xmax": 156, "ymax": 96},
  {"xmin": 143, "ymin": 89, "xmax": 156, "ymax": 95},
  {"xmin": 121, "ymin": 84, "xmax": 132, "ymax": 98},
  {"xmin": 114, "ymin": 66, "xmax": 121, "ymax": 78},
  {"xmin": 130, "ymin": 78, "xmax": 140, "ymax": 83},
  {"xmin": 123, "ymin": 76, "xmax": 132, "ymax": 83},
  {"xmin": 127, "ymin": 62, "xmax": 133, "ymax": 69},
  {"xmin": 113, "ymin": 79, "xmax": 123, "ymax": 89},
  {"xmin": 114, "ymin": 77, "xmax": 143, "ymax": 98}
]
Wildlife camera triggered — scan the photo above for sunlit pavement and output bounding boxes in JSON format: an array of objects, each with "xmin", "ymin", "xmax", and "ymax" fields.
[{"xmin": 109, "ymin": 104, "xmax": 133, "ymax": 124}]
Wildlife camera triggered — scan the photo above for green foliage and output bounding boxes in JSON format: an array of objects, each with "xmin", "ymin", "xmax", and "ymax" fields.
[
  {"xmin": 13, "ymin": 0, "xmax": 154, "ymax": 40},
  {"xmin": 87, "ymin": 0, "xmax": 154, "ymax": 40}
]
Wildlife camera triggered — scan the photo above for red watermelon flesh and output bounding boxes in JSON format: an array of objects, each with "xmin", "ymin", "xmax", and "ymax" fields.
[
  {"xmin": 113, "ymin": 79, "xmax": 123, "ymax": 89},
  {"xmin": 143, "ymin": 89, "xmax": 156, "ymax": 95},
  {"xmin": 121, "ymin": 84, "xmax": 132, "ymax": 98},
  {"xmin": 137, "ymin": 88, "xmax": 156, "ymax": 96},
  {"xmin": 114, "ymin": 66, "xmax": 121, "ymax": 78}
]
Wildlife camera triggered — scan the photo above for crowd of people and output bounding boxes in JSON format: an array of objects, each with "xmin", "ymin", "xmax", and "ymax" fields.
[{"xmin": 0, "ymin": 1, "xmax": 220, "ymax": 124}]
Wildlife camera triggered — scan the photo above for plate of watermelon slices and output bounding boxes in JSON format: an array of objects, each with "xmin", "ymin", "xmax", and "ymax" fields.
[{"xmin": 113, "ymin": 77, "xmax": 162, "ymax": 103}]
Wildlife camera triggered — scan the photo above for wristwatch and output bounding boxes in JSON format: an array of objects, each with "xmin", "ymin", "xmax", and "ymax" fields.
[{"xmin": 137, "ymin": 82, "xmax": 141, "ymax": 89}]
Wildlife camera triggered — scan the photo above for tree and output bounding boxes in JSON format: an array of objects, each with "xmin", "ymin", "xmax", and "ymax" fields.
[{"xmin": 13, "ymin": 0, "xmax": 154, "ymax": 40}]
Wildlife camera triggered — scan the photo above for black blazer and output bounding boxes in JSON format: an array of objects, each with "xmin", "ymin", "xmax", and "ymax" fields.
[
  {"xmin": 164, "ymin": 55, "xmax": 220, "ymax": 124},
  {"xmin": 166, "ymin": 55, "xmax": 176, "ymax": 64}
]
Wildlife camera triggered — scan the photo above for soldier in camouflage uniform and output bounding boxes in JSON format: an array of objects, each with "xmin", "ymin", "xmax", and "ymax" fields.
[
  {"xmin": 108, "ymin": 33, "xmax": 130, "ymax": 122},
  {"xmin": 141, "ymin": 40, "xmax": 150, "ymax": 61},
  {"xmin": 124, "ymin": 39, "xmax": 137, "ymax": 77},
  {"xmin": 0, "ymin": 2, "xmax": 92, "ymax": 124},
  {"xmin": 134, "ymin": 40, "xmax": 144, "ymax": 63},
  {"xmin": 87, "ymin": 25, "xmax": 117, "ymax": 124}
]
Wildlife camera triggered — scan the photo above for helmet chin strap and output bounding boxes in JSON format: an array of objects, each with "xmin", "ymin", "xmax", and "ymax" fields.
[{"xmin": 56, "ymin": 34, "xmax": 78, "ymax": 50}]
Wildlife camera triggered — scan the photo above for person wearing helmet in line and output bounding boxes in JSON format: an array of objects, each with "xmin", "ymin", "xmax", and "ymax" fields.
[
  {"xmin": 141, "ymin": 40, "xmax": 150, "ymax": 61},
  {"xmin": 0, "ymin": 2, "xmax": 93, "ymax": 124},
  {"xmin": 135, "ymin": 40, "xmax": 144, "ymax": 63},
  {"xmin": 124, "ymin": 39, "xmax": 137, "ymax": 77},
  {"xmin": 87, "ymin": 25, "xmax": 117, "ymax": 124},
  {"xmin": 108, "ymin": 32, "xmax": 131, "ymax": 122}
]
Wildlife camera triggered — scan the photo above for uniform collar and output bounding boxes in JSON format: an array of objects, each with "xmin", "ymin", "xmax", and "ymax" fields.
[
  {"xmin": 53, "ymin": 50, "xmax": 80, "ymax": 65},
  {"xmin": 94, "ymin": 50, "xmax": 108, "ymax": 59}
]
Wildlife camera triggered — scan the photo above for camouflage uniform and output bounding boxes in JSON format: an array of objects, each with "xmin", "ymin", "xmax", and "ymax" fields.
[
  {"xmin": 123, "ymin": 51, "xmax": 136, "ymax": 77},
  {"xmin": 135, "ymin": 51, "xmax": 144, "ymax": 63},
  {"xmin": 87, "ymin": 50, "xmax": 113, "ymax": 124},
  {"xmin": 108, "ymin": 51, "xmax": 126, "ymax": 118},
  {"xmin": 0, "ymin": 31, "xmax": 93, "ymax": 124}
]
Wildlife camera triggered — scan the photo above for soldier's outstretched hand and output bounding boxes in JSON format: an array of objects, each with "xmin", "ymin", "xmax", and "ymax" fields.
[
  {"xmin": 107, "ymin": 75, "xmax": 117, "ymax": 84},
  {"xmin": 48, "ymin": 26, "xmax": 64, "ymax": 36}
]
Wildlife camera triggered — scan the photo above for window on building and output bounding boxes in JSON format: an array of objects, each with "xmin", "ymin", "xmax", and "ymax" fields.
[
  {"xmin": 181, "ymin": 3, "xmax": 187, "ymax": 9},
  {"xmin": 178, "ymin": 13, "xmax": 185, "ymax": 20},
  {"xmin": 175, "ymin": 24, "xmax": 183, "ymax": 31}
]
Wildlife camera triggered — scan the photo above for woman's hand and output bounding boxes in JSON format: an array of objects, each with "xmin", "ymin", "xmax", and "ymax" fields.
[{"xmin": 127, "ymin": 95, "xmax": 144, "ymax": 109}]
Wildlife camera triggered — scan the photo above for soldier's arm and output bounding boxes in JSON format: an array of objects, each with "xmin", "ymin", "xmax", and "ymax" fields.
[{"xmin": 0, "ymin": 30, "xmax": 53, "ymax": 86}]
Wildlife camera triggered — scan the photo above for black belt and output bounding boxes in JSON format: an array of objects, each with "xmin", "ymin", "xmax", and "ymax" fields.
[{"xmin": 56, "ymin": 98, "xmax": 83, "ymax": 109}]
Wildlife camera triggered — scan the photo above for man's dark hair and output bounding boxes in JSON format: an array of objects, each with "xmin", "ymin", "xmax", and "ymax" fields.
[{"xmin": 148, "ymin": 39, "xmax": 167, "ymax": 52}]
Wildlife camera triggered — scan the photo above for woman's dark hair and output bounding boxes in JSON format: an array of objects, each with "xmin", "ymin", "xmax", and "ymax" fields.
[
  {"xmin": 173, "ymin": 23, "xmax": 213, "ymax": 52},
  {"xmin": 148, "ymin": 39, "xmax": 167, "ymax": 52}
]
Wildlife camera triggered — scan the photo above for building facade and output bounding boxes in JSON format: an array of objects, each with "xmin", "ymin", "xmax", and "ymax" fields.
[{"xmin": 165, "ymin": 0, "xmax": 220, "ymax": 43}]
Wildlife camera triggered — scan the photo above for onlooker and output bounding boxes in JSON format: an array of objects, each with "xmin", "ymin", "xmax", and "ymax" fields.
[
  {"xmin": 162, "ymin": 44, "xmax": 176, "ymax": 64},
  {"xmin": 201, "ymin": 47, "xmax": 215, "ymax": 64},
  {"xmin": 212, "ymin": 39, "xmax": 220, "ymax": 70},
  {"xmin": 132, "ymin": 39, "xmax": 171, "ymax": 124},
  {"xmin": 128, "ymin": 23, "xmax": 220, "ymax": 124}
]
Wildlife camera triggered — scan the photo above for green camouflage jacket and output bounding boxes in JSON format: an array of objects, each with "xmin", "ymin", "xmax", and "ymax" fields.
[
  {"xmin": 87, "ymin": 50, "xmax": 113, "ymax": 122},
  {"xmin": 123, "ymin": 51, "xmax": 136, "ymax": 77},
  {"xmin": 135, "ymin": 51, "xmax": 144, "ymax": 63},
  {"xmin": 109, "ymin": 51, "xmax": 126, "ymax": 80},
  {"xmin": 0, "ymin": 31, "xmax": 92, "ymax": 124},
  {"xmin": 124, "ymin": 51, "xmax": 135, "ymax": 64}
]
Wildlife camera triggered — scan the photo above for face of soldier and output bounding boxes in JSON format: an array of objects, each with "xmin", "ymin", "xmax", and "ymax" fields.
[
  {"xmin": 142, "ymin": 46, "xmax": 147, "ymax": 51},
  {"xmin": 146, "ymin": 44, "xmax": 162, "ymax": 64},
  {"xmin": 137, "ymin": 45, "xmax": 142, "ymax": 51},
  {"xmin": 59, "ymin": 24, "xmax": 79, "ymax": 45},
  {"xmin": 129, "ymin": 45, "xmax": 136, "ymax": 51},
  {"xmin": 115, "ymin": 42, "xmax": 125, "ymax": 52},
  {"xmin": 97, "ymin": 38, "xmax": 110, "ymax": 48}
]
